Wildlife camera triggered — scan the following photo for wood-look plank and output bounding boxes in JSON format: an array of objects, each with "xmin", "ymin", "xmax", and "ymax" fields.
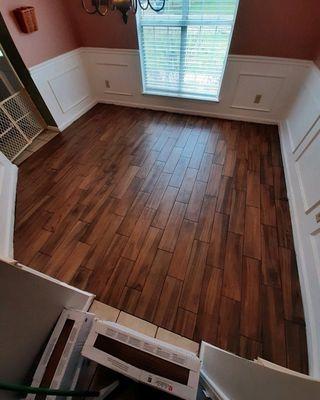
[
  {"xmin": 169, "ymin": 219, "xmax": 197, "ymax": 280},
  {"xmin": 140, "ymin": 160, "xmax": 165, "ymax": 193},
  {"xmin": 246, "ymin": 170, "xmax": 260, "ymax": 208},
  {"xmin": 240, "ymin": 257, "xmax": 261, "ymax": 341},
  {"xmin": 261, "ymin": 184, "xmax": 277, "ymax": 226},
  {"xmin": 126, "ymin": 227, "xmax": 163, "ymax": 290},
  {"xmin": 207, "ymin": 212, "xmax": 229, "ymax": 268},
  {"xmin": 169, "ymin": 156, "xmax": 190, "ymax": 188},
  {"xmin": 273, "ymin": 166, "xmax": 287, "ymax": 200},
  {"xmin": 146, "ymin": 172, "xmax": 171, "ymax": 210},
  {"xmin": 158, "ymin": 202, "xmax": 187, "ymax": 252},
  {"xmin": 195, "ymin": 195, "xmax": 217, "ymax": 243},
  {"xmin": 217, "ymin": 296, "xmax": 240, "ymax": 354},
  {"xmin": 276, "ymin": 199, "xmax": 294, "ymax": 249},
  {"xmin": 55, "ymin": 241, "xmax": 90, "ymax": 283},
  {"xmin": 233, "ymin": 159, "xmax": 248, "ymax": 191},
  {"xmin": 261, "ymin": 155, "xmax": 274, "ymax": 186},
  {"xmin": 111, "ymin": 165, "xmax": 140, "ymax": 199},
  {"xmin": 262, "ymin": 285, "xmax": 286, "ymax": 367},
  {"xmin": 70, "ymin": 266, "xmax": 92, "ymax": 290},
  {"xmin": 239, "ymin": 336, "xmax": 262, "ymax": 360},
  {"xmin": 173, "ymin": 308, "xmax": 197, "ymax": 340},
  {"xmin": 189, "ymin": 142, "xmax": 206, "ymax": 169},
  {"xmin": 153, "ymin": 276, "xmax": 182, "ymax": 330},
  {"xmin": 206, "ymin": 163, "xmax": 223, "ymax": 197},
  {"xmin": 222, "ymin": 149, "xmax": 237, "ymax": 177},
  {"xmin": 83, "ymin": 215, "xmax": 124, "ymax": 270},
  {"xmin": 122, "ymin": 207, "xmax": 156, "ymax": 261},
  {"xmin": 194, "ymin": 267, "xmax": 222, "ymax": 343},
  {"xmin": 216, "ymin": 176, "xmax": 233, "ymax": 215},
  {"xmin": 185, "ymin": 180, "xmax": 207, "ymax": 222},
  {"xmin": 222, "ymin": 232, "xmax": 243, "ymax": 301},
  {"xmin": 197, "ymin": 153, "xmax": 214, "ymax": 182},
  {"xmin": 214, "ymin": 139, "xmax": 227, "ymax": 165},
  {"xmin": 244, "ymin": 206, "xmax": 261, "ymax": 260},
  {"xmin": 102, "ymin": 258, "xmax": 134, "ymax": 306},
  {"xmin": 285, "ymin": 321, "xmax": 308, "ymax": 374},
  {"xmin": 119, "ymin": 287, "xmax": 141, "ymax": 314},
  {"xmin": 229, "ymin": 190, "xmax": 246, "ymax": 235},
  {"xmin": 261, "ymin": 225, "xmax": 281, "ymax": 287},
  {"xmin": 117, "ymin": 191, "xmax": 150, "ymax": 237},
  {"xmin": 176, "ymin": 167, "xmax": 198, "ymax": 203},
  {"xmin": 179, "ymin": 240, "xmax": 208, "ymax": 314},
  {"xmin": 163, "ymin": 146, "xmax": 183, "ymax": 173},
  {"xmin": 85, "ymin": 233, "xmax": 128, "ymax": 297},
  {"xmin": 135, "ymin": 250, "xmax": 172, "ymax": 320},
  {"xmin": 279, "ymin": 247, "xmax": 304, "ymax": 323},
  {"xmin": 152, "ymin": 186, "xmax": 178, "ymax": 229}
]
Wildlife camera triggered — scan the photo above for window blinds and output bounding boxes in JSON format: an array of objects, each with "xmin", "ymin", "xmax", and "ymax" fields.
[{"xmin": 137, "ymin": 0, "xmax": 239, "ymax": 101}]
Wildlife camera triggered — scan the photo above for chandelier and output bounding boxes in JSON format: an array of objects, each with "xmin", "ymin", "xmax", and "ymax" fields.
[{"xmin": 81, "ymin": 0, "xmax": 166, "ymax": 23}]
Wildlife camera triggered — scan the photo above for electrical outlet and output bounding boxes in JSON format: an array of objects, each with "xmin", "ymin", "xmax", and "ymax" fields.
[
  {"xmin": 254, "ymin": 94, "xmax": 262, "ymax": 104},
  {"xmin": 105, "ymin": 80, "xmax": 110, "ymax": 89}
]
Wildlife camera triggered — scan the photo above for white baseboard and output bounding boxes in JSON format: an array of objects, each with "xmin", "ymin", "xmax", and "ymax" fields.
[
  {"xmin": 98, "ymin": 98, "xmax": 279, "ymax": 124},
  {"xmin": 58, "ymin": 98, "xmax": 98, "ymax": 131},
  {"xmin": 0, "ymin": 152, "xmax": 18, "ymax": 259}
]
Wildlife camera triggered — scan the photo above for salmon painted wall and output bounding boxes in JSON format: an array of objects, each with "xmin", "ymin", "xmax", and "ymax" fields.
[
  {"xmin": 0, "ymin": 0, "xmax": 80, "ymax": 67},
  {"xmin": 65, "ymin": 0, "xmax": 320, "ymax": 61},
  {"xmin": 1, "ymin": 0, "xmax": 319, "ymax": 67}
]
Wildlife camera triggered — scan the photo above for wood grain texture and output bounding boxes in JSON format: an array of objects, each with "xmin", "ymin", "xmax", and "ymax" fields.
[
  {"xmin": 222, "ymin": 232, "xmax": 243, "ymax": 301},
  {"xmin": 240, "ymin": 257, "xmax": 261, "ymax": 341},
  {"xmin": 14, "ymin": 104, "xmax": 307, "ymax": 371}
]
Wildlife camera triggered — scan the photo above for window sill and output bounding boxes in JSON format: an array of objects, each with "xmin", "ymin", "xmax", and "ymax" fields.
[{"xmin": 142, "ymin": 90, "xmax": 220, "ymax": 103}]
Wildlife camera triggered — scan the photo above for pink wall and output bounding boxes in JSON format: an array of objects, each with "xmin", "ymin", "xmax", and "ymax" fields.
[
  {"xmin": 230, "ymin": 0, "xmax": 320, "ymax": 60},
  {"xmin": 65, "ymin": 0, "xmax": 320, "ymax": 61},
  {"xmin": 0, "ymin": 0, "xmax": 80, "ymax": 67},
  {"xmin": 1, "ymin": 0, "xmax": 319, "ymax": 67},
  {"xmin": 64, "ymin": 3, "xmax": 138, "ymax": 50}
]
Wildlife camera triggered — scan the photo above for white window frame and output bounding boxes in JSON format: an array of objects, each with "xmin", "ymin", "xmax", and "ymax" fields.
[{"xmin": 136, "ymin": 0, "xmax": 240, "ymax": 102}]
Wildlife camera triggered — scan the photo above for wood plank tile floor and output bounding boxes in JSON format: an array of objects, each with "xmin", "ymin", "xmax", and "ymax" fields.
[{"xmin": 14, "ymin": 104, "xmax": 308, "ymax": 373}]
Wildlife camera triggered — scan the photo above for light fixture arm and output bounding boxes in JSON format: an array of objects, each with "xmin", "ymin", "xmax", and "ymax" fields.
[
  {"xmin": 81, "ymin": 0, "xmax": 109, "ymax": 16},
  {"xmin": 81, "ymin": 0, "xmax": 166, "ymax": 22}
]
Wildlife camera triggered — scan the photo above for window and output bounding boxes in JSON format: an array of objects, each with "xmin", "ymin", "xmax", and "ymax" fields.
[{"xmin": 136, "ymin": 0, "xmax": 239, "ymax": 101}]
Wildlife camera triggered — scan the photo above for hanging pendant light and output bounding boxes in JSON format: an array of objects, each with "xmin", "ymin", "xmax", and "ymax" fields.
[{"xmin": 81, "ymin": 0, "xmax": 165, "ymax": 23}]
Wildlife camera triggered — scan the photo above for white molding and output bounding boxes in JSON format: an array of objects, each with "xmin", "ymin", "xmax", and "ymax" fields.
[
  {"xmin": 279, "ymin": 119, "xmax": 320, "ymax": 378},
  {"xmin": 29, "ymin": 47, "xmax": 313, "ymax": 127},
  {"xmin": 98, "ymin": 98, "xmax": 279, "ymax": 124},
  {"xmin": 57, "ymin": 98, "xmax": 98, "ymax": 131},
  {"xmin": 29, "ymin": 48, "xmax": 86, "ymax": 75},
  {"xmin": 82, "ymin": 47, "xmax": 314, "ymax": 67},
  {"xmin": 30, "ymin": 49, "xmax": 96, "ymax": 132},
  {"xmin": 228, "ymin": 54, "xmax": 313, "ymax": 67},
  {"xmin": 83, "ymin": 47, "xmax": 139, "ymax": 57},
  {"xmin": 0, "ymin": 152, "xmax": 18, "ymax": 259}
]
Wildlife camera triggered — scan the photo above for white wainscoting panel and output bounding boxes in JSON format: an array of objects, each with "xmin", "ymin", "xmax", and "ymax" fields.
[
  {"xmin": 231, "ymin": 73, "xmax": 284, "ymax": 112},
  {"xmin": 29, "ymin": 48, "xmax": 313, "ymax": 128},
  {"xmin": 0, "ymin": 151, "xmax": 18, "ymax": 258},
  {"xmin": 84, "ymin": 48, "xmax": 312, "ymax": 124},
  {"xmin": 29, "ymin": 49, "xmax": 96, "ymax": 131},
  {"xmin": 287, "ymin": 66, "xmax": 320, "ymax": 153},
  {"xmin": 279, "ymin": 64, "xmax": 320, "ymax": 378},
  {"xmin": 296, "ymin": 125, "xmax": 320, "ymax": 213}
]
